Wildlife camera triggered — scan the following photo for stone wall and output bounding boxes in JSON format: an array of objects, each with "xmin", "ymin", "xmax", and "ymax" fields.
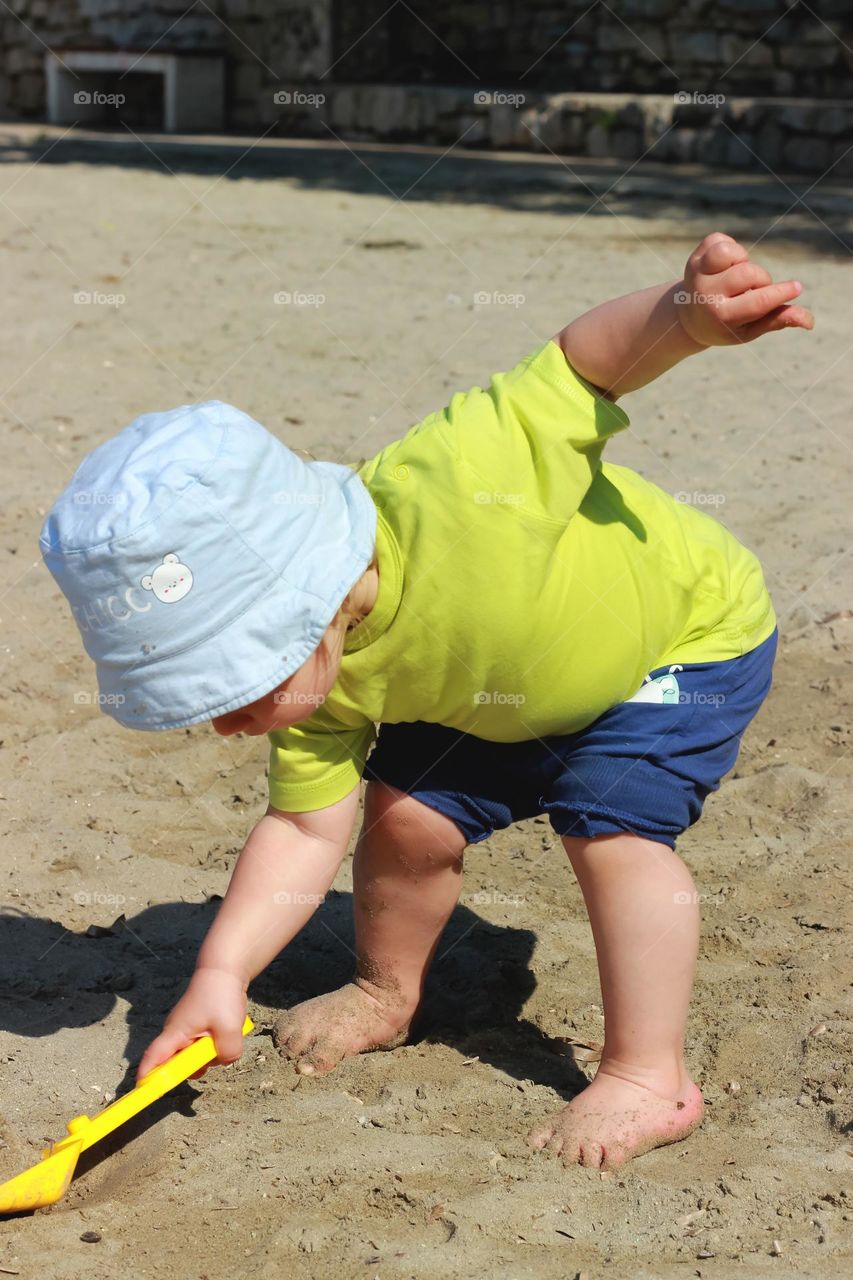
[
  {"xmin": 333, "ymin": 1, "xmax": 853, "ymax": 99},
  {"xmin": 1, "ymin": 2, "xmax": 852, "ymax": 176},
  {"xmin": 320, "ymin": 85, "xmax": 853, "ymax": 178}
]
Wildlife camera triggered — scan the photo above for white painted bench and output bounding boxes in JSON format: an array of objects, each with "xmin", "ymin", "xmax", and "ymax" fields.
[{"xmin": 45, "ymin": 50, "xmax": 225, "ymax": 132}]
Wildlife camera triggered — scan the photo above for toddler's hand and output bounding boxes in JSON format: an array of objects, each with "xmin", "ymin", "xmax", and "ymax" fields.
[
  {"xmin": 676, "ymin": 232, "xmax": 814, "ymax": 347},
  {"xmin": 136, "ymin": 966, "xmax": 247, "ymax": 1083}
]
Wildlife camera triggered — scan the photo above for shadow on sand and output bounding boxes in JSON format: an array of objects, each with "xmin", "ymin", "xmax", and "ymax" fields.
[
  {"xmin": 0, "ymin": 890, "xmax": 588, "ymax": 1116},
  {"xmin": 0, "ymin": 124, "xmax": 850, "ymax": 255}
]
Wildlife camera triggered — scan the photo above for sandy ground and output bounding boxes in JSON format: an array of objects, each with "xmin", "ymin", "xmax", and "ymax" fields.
[{"xmin": 0, "ymin": 125, "xmax": 851, "ymax": 1278}]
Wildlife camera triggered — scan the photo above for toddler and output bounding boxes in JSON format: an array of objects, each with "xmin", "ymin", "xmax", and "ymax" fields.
[{"xmin": 41, "ymin": 233, "xmax": 813, "ymax": 1170}]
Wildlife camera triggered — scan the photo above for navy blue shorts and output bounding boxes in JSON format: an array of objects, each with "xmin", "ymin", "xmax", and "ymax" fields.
[{"xmin": 363, "ymin": 630, "xmax": 777, "ymax": 850}]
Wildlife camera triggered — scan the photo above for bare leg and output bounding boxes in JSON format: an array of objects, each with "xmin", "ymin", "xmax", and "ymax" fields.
[
  {"xmin": 274, "ymin": 782, "xmax": 466, "ymax": 1074},
  {"xmin": 529, "ymin": 832, "xmax": 705, "ymax": 1169}
]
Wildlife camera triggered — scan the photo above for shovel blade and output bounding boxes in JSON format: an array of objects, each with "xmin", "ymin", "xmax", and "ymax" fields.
[
  {"xmin": 0, "ymin": 1145, "xmax": 81, "ymax": 1213},
  {"xmin": 0, "ymin": 1016, "xmax": 254, "ymax": 1213}
]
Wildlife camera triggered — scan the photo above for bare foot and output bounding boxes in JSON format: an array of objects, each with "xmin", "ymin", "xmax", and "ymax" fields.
[
  {"xmin": 273, "ymin": 979, "xmax": 414, "ymax": 1075},
  {"xmin": 528, "ymin": 1068, "xmax": 704, "ymax": 1170}
]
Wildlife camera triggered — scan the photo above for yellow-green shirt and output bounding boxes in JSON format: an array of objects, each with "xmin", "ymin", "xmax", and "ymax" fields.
[{"xmin": 268, "ymin": 340, "xmax": 775, "ymax": 813}]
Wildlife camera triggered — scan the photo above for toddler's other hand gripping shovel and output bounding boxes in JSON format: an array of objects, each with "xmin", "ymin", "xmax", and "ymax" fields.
[{"xmin": 0, "ymin": 1016, "xmax": 254, "ymax": 1213}]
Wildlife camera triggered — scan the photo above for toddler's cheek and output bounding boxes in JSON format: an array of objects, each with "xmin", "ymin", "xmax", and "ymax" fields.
[{"xmin": 212, "ymin": 711, "xmax": 251, "ymax": 736}]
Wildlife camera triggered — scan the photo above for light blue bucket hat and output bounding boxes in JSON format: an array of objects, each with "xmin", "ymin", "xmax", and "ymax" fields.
[{"xmin": 40, "ymin": 401, "xmax": 377, "ymax": 730}]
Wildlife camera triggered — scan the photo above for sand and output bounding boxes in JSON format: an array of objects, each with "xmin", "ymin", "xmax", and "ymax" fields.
[{"xmin": 0, "ymin": 125, "xmax": 851, "ymax": 1278}]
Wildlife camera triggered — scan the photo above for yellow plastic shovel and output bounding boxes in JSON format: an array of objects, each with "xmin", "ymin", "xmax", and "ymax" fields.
[{"xmin": 0, "ymin": 1016, "xmax": 254, "ymax": 1214}]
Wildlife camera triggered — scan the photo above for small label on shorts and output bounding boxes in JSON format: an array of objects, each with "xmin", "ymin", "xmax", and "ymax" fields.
[{"xmin": 625, "ymin": 671, "xmax": 681, "ymax": 705}]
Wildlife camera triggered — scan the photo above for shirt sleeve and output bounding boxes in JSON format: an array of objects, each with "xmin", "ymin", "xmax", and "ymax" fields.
[
  {"xmin": 440, "ymin": 339, "xmax": 631, "ymax": 523},
  {"xmin": 267, "ymin": 716, "xmax": 376, "ymax": 813}
]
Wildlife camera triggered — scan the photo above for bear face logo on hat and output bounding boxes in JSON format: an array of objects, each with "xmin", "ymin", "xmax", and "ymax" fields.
[{"xmin": 141, "ymin": 553, "xmax": 194, "ymax": 604}]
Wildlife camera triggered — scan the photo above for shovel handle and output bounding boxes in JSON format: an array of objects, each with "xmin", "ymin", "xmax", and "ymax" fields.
[{"xmin": 75, "ymin": 1016, "xmax": 254, "ymax": 1152}]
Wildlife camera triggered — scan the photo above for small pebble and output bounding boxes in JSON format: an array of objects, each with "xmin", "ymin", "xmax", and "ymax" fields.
[
  {"xmin": 771, "ymin": 1239, "xmax": 783, "ymax": 1257},
  {"xmin": 80, "ymin": 1231, "xmax": 101, "ymax": 1243}
]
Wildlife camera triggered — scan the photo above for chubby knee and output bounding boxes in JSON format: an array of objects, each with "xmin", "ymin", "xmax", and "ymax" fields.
[{"xmin": 359, "ymin": 781, "xmax": 467, "ymax": 869}]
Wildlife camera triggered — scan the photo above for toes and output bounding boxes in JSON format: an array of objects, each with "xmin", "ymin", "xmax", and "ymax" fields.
[
  {"xmin": 295, "ymin": 1043, "xmax": 340, "ymax": 1076},
  {"xmin": 528, "ymin": 1117, "xmax": 567, "ymax": 1155},
  {"xmin": 526, "ymin": 1122, "xmax": 554, "ymax": 1151},
  {"xmin": 528, "ymin": 1120, "xmax": 572, "ymax": 1159},
  {"xmin": 578, "ymin": 1140, "xmax": 606, "ymax": 1169},
  {"xmin": 529, "ymin": 1122, "xmax": 624, "ymax": 1170},
  {"xmin": 545, "ymin": 1129, "xmax": 566, "ymax": 1156},
  {"xmin": 273, "ymin": 1017, "xmax": 315, "ymax": 1060},
  {"xmin": 557, "ymin": 1134, "xmax": 583, "ymax": 1165},
  {"xmin": 271, "ymin": 1012, "xmax": 301, "ymax": 1052},
  {"xmin": 599, "ymin": 1144, "xmax": 629, "ymax": 1171}
]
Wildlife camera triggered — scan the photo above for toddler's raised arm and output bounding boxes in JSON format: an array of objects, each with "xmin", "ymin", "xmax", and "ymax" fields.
[{"xmin": 556, "ymin": 232, "xmax": 814, "ymax": 400}]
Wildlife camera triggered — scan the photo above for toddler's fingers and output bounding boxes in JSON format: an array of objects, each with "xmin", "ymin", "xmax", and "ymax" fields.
[
  {"xmin": 737, "ymin": 303, "xmax": 815, "ymax": 343},
  {"xmin": 715, "ymin": 260, "xmax": 773, "ymax": 297},
  {"xmin": 723, "ymin": 279, "xmax": 803, "ymax": 327},
  {"xmin": 687, "ymin": 231, "xmax": 734, "ymax": 268},
  {"xmin": 136, "ymin": 1025, "xmax": 193, "ymax": 1082},
  {"xmin": 693, "ymin": 234, "xmax": 748, "ymax": 277},
  {"xmin": 211, "ymin": 1021, "xmax": 244, "ymax": 1066}
]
